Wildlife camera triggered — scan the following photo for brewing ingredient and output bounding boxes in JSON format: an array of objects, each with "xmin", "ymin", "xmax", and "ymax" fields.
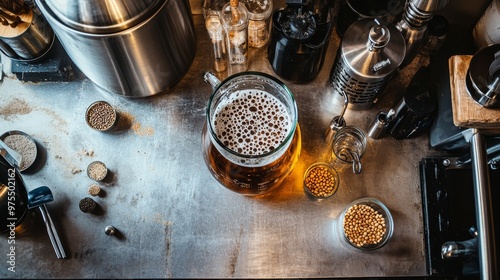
[
  {"xmin": 87, "ymin": 161, "xmax": 107, "ymax": 181},
  {"xmin": 88, "ymin": 184, "xmax": 101, "ymax": 196},
  {"xmin": 86, "ymin": 101, "xmax": 116, "ymax": 131},
  {"xmin": 2, "ymin": 134, "xmax": 37, "ymax": 170},
  {"xmin": 79, "ymin": 197, "xmax": 97, "ymax": 213},
  {"xmin": 304, "ymin": 165, "xmax": 337, "ymax": 197},
  {"xmin": 343, "ymin": 204, "xmax": 387, "ymax": 247}
]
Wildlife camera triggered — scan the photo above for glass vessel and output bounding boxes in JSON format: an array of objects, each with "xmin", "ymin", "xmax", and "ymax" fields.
[
  {"xmin": 203, "ymin": 0, "xmax": 228, "ymax": 72},
  {"xmin": 220, "ymin": 0, "xmax": 249, "ymax": 75},
  {"xmin": 202, "ymin": 72, "xmax": 301, "ymax": 196},
  {"xmin": 243, "ymin": 0, "xmax": 273, "ymax": 48},
  {"xmin": 336, "ymin": 197, "xmax": 394, "ymax": 250}
]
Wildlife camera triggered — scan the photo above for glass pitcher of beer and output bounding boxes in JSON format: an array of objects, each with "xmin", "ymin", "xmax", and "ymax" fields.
[{"xmin": 202, "ymin": 72, "xmax": 301, "ymax": 196}]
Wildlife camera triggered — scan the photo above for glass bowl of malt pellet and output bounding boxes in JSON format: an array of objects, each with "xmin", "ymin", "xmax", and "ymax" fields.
[
  {"xmin": 337, "ymin": 197, "xmax": 394, "ymax": 250},
  {"xmin": 303, "ymin": 162, "xmax": 339, "ymax": 200},
  {"xmin": 85, "ymin": 101, "xmax": 117, "ymax": 131}
]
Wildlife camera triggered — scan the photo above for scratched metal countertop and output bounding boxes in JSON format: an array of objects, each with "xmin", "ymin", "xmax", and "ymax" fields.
[{"xmin": 0, "ymin": 14, "xmax": 436, "ymax": 279}]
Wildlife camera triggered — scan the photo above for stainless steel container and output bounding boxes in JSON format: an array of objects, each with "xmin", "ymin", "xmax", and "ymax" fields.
[
  {"xmin": 466, "ymin": 44, "xmax": 500, "ymax": 108},
  {"xmin": 42, "ymin": 0, "xmax": 161, "ymax": 33},
  {"xmin": 35, "ymin": 0, "xmax": 196, "ymax": 97},
  {"xmin": 395, "ymin": 0, "xmax": 449, "ymax": 66},
  {"xmin": 0, "ymin": 2, "xmax": 54, "ymax": 61},
  {"xmin": 330, "ymin": 19, "xmax": 405, "ymax": 109}
]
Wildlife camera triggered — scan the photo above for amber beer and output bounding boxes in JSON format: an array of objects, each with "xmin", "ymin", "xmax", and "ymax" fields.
[{"xmin": 202, "ymin": 85, "xmax": 301, "ymax": 196}]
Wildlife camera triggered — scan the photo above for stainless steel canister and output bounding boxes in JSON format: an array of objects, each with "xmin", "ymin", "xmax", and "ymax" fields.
[
  {"xmin": 329, "ymin": 19, "xmax": 405, "ymax": 109},
  {"xmin": 466, "ymin": 44, "xmax": 500, "ymax": 108},
  {"xmin": 35, "ymin": 0, "xmax": 196, "ymax": 97},
  {"xmin": 0, "ymin": 1, "xmax": 54, "ymax": 61}
]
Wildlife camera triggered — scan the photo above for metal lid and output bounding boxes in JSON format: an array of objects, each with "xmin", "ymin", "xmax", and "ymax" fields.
[
  {"xmin": 41, "ymin": 0, "xmax": 163, "ymax": 33},
  {"xmin": 340, "ymin": 19, "xmax": 405, "ymax": 78}
]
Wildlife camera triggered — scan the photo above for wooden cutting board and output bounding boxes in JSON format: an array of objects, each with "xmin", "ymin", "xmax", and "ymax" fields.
[{"xmin": 449, "ymin": 55, "xmax": 500, "ymax": 128}]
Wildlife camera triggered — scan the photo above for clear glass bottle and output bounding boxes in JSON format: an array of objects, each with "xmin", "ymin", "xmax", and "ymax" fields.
[
  {"xmin": 205, "ymin": 12, "xmax": 228, "ymax": 72},
  {"xmin": 243, "ymin": 0, "xmax": 273, "ymax": 48},
  {"xmin": 220, "ymin": 0, "xmax": 249, "ymax": 75},
  {"xmin": 202, "ymin": 0, "xmax": 228, "ymax": 73}
]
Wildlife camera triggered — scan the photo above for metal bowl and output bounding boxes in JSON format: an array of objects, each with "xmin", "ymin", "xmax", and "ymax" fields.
[
  {"xmin": 85, "ymin": 101, "xmax": 118, "ymax": 132},
  {"xmin": 42, "ymin": 0, "xmax": 163, "ymax": 33},
  {"xmin": 0, "ymin": 131, "xmax": 38, "ymax": 172}
]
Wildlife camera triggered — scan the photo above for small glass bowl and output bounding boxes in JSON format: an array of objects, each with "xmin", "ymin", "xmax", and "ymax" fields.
[
  {"xmin": 337, "ymin": 197, "xmax": 394, "ymax": 250},
  {"xmin": 303, "ymin": 162, "xmax": 339, "ymax": 200}
]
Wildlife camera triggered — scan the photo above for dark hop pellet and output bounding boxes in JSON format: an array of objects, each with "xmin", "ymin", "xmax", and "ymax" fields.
[{"xmin": 79, "ymin": 197, "xmax": 98, "ymax": 213}]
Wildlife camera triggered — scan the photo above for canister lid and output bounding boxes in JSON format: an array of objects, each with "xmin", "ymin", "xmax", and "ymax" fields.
[
  {"xmin": 277, "ymin": 5, "xmax": 316, "ymax": 42},
  {"xmin": 340, "ymin": 19, "xmax": 406, "ymax": 77},
  {"xmin": 243, "ymin": 0, "xmax": 273, "ymax": 21}
]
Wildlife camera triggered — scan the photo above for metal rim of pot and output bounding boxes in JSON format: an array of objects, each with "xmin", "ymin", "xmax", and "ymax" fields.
[{"xmin": 39, "ymin": 0, "xmax": 165, "ymax": 34}]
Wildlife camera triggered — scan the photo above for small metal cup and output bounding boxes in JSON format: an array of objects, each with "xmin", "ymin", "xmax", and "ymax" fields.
[{"xmin": 0, "ymin": 4, "xmax": 54, "ymax": 61}]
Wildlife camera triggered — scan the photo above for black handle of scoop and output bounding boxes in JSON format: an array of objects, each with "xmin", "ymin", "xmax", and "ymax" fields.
[{"xmin": 27, "ymin": 186, "xmax": 53, "ymax": 209}]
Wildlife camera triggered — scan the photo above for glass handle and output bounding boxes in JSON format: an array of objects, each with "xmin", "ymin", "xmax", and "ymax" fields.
[{"xmin": 349, "ymin": 150, "xmax": 362, "ymax": 174}]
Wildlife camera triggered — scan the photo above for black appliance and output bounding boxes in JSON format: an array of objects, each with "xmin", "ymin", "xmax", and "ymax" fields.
[
  {"xmin": 267, "ymin": 0, "xmax": 335, "ymax": 83},
  {"xmin": 420, "ymin": 157, "xmax": 500, "ymax": 278},
  {"xmin": 387, "ymin": 67, "xmax": 437, "ymax": 139}
]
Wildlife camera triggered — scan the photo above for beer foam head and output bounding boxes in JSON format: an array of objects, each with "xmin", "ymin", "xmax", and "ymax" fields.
[{"xmin": 212, "ymin": 89, "xmax": 292, "ymax": 156}]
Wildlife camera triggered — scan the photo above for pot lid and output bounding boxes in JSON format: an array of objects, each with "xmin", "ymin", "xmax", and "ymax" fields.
[
  {"xmin": 41, "ymin": 0, "xmax": 164, "ymax": 33},
  {"xmin": 341, "ymin": 19, "xmax": 405, "ymax": 78}
]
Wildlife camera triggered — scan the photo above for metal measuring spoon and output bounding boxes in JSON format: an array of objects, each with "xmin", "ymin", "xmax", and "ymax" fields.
[{"xmin": 27, "ymin": 186, "xmax": 66, "ymax": 259}]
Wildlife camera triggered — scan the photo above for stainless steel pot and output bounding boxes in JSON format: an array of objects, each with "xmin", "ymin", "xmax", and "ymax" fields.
[
  {"xmin": 43, "ymin": 0, "xmax": 162, "ymax": 33},
  {"xmin": 35, "ymin": 0, "xmax": 196, "ymax": 97}
]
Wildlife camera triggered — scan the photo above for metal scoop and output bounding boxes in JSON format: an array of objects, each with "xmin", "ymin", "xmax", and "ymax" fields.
[
  {"xmin": 0, "ymin": 139, "xmax": 22, "ymax": 169},
  {"xmin": 27, "ymin": 186, "xmax": 66, "ymax": 259}
]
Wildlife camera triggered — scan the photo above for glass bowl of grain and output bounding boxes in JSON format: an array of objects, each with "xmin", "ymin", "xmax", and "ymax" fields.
[
  {"xmin": 85, "ymin": 101, "xmax": 117, "ymax": 132},
  {"xmin": 303, "ymin": 162, "xmax": 339, "ymax": 200},
  {"xmin": 337, "ymin": 197, "xmax": 394, "ymax": 250}
]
